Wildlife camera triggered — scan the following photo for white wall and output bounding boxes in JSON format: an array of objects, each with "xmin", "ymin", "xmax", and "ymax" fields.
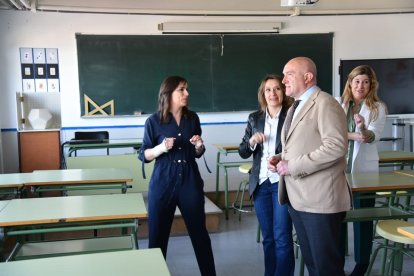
[
  {"xmin": 0, "ymin": 114, "xmax": 3, "ymax": 173},
  {"xmin": 1, "ymin": 11, "xmax": 413, "ymax": 191}
]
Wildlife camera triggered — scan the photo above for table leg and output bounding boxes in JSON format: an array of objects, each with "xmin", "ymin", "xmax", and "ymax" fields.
[
  {"xmin": 215, "ymin": 152, "xmax": 221, "ymax": 204},
  {"xmin": 122, "ymin": 182, "xmax": 128, "ymax": 194},
  {"xmin": 390, "ymin": 243, "xmax": 404, "ymax": 276},
  {"xmin": 132, "ymin": 219, "xmax": 139, "ymax": 249},
  {"xmin": 380, "ymin": 239, "xmax": 389, "ymax": 275},
  {"xmin": 224, "ymin": 166, "xmax": 229, "ymax": 220},
  {"xmin": 0, "ymin": 227, "xmax": 4, "ymax": 262}
]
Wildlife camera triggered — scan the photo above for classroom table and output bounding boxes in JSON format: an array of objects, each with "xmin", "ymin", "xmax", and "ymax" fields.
[
  {"xmin": 347, "ymin": 171, "xmax": 414, "ymax": 193},
  {"xmin": 213, "ymin": 144, "xmax": 251, "ymax": 219},
  {"xmin": 345, "ymin": 172, "xmax": 414, "ymax": 276},
  {"xmin": 0, "ymin": 168, "xmax": 133, "ymax": 197},
  {"xmin": 64, "ymin": 138, "xmax": 143, "ymax": 157},
  {"xmin": 0, "ymin": 248, "xmax": 170, "ymax": 276},
  {"xmin": 379, "ymin": 150, "xmax": 414, "ymax": 169},
  {"xmin": 0, "ymin": 173, "xmax": 31, "ymax": 197},
  {"xmin": 0, "ymin": 193, "xmax": 147, "ymax": 261},
  {"xmin": 344, "ymin": 171, "xmax": 414, "ymax": 222},
  {"xmin": 29, "ymin": 168, "xmax": 133, "ymax": 194}
]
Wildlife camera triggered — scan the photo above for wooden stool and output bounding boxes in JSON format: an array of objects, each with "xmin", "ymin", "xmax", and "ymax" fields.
[
  {"xmin": 366, "ymin": 220, "xmax": 414, "ymax": 276},
  {"xmin": 232, "ymin": 163, "xmax": 253, "ymax": 221}
]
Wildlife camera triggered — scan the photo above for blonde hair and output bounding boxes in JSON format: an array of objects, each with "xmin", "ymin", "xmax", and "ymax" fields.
[{"xmin": 341, "ymin": 65, "xmax": 383, "ymax": 121}]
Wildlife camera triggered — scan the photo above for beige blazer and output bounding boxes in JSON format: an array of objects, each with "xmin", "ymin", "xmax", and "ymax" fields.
[{"xmin": 278, "ymin": 88, "xmax": 352, "ymax": 213}]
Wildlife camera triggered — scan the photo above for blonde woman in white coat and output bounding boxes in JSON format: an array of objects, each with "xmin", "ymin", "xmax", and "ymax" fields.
[{"xmin": 337, "ymin": 65, "xmax": 387, "ymax": 276}]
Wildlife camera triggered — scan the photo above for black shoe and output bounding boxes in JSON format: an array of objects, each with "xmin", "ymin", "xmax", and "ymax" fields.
[{"xmin": 349, "ymin": 263, "xmax": 369, "ymax": 276}]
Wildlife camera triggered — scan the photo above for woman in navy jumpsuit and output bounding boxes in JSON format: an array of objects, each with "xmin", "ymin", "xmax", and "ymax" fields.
[{"xmin": 139, "ymin": 76, "xmax": 216, "ymax": 276}]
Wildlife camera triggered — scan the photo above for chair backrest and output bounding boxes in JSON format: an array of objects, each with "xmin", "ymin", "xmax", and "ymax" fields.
[{"xmin": 74, "ymin": 131, "xmax": 109, "ymax": 141}]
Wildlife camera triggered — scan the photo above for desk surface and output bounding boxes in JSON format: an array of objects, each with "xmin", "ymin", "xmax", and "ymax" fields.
[
  {"xmin": 347, "ymin": 171, "xmax": 414, "ymax": 192},
  {"xmin": 0, "ymin": 193, "xmax": 146, "ymax": 227},
  {"xmin": 0, "ymin": 173, "xmax": 32, "ymax": 188},
  {"xmin": 397, "ymin": 226, "xmax": 414, "ymax": 240},
  {"xmin": 0, "ymin": 248, "xmax": 170, "ymax": 276},
  {"xmin": 30, "ymin": 168, "xmax": 133, "ymax": 186},
  {"xmin": 0, "ymin": 200, "xmax": 10, "ymax": 212},
  {"xmin": 213, "ymin": 144, "xmax": 239, "ymax": 151},
  {"xmin": 0, "ymin": 168, "xmax": 132, "ymax": 188},
  {"xmin": 379, "ymin": 150, "xmax": 414, "ymax": 162},
  {"xmin": 65, "ymin": 138, "xmax": 143, "ymax": 148},
  {"xmin": 394, "ymin": 170, "xmax": 414, "ymax": 177}
]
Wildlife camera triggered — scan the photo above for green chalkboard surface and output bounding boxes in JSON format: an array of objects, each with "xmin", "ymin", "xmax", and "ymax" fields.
[{"xmin": 76, "ymin": 33, "xmax": 333, "ymax": 116}]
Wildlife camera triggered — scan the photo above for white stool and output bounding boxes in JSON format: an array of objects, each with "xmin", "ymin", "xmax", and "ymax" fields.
[
  {"xmin": 232, "ymin": 163, "xmax": 253, "ymax": 221},
  {"xmin": 367, "ymin": 220, "xmax": 414, "ymax": 276}
]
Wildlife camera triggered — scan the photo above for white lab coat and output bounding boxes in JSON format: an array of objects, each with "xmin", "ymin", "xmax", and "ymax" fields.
[{"xmin": 336, "ymin": 97, "xmax": 387, "ymax": 173}]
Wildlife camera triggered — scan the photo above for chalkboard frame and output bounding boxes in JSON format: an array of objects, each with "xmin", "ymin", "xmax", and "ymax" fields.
[{"xmin": 76, "ymin": 33, "xmax": 333, "ymax": 116}]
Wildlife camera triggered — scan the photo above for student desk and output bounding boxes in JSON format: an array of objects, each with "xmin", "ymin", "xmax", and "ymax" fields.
[
  {"xmin": 213, "ymin": 144, "xmax": 251, "ymax": 219},
  {"xmin": 0, "ymin": 173, "xmax": 31, "ymax": 197},
  {"xmin": 0, "ymin": 248, "xmax": 170, "ymax": 276},
  {"xmin": 0, "ymin": 193, "xmax": 147, "ymax": 261},
  {"xmin": 348, "ymin": 171, "xmax": 414, "ymax": 193},
  {"xmin": 64, "ymin": 138, "xmax": 143, "ymax": 157},
  {"xmin": 29, "ymin": 168, "xmax": 133, "ymax": 194},
  {"xmin": 379, "ymin": 150, "xmax": 414, "ymax": 169},
  {"xmin": 0, "ymin": 168, "xmax": 133, "ymax": 197},
  {"xmin": 345, "ymin": 171, "xmax": 414, "ymax": 222}
]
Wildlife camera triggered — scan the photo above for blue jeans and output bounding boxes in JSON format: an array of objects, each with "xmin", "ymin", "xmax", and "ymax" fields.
[{"xmin": 253, "ymin": 179, "xmax": 295, "ymax": 276}]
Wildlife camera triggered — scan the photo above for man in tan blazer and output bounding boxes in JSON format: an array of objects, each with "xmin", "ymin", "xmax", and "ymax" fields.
[{"xmin": 268, "ymin": 57, "xmax": 352, "ymax": 276}]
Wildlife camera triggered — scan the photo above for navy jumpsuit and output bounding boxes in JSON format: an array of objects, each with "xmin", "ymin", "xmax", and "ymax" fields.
[{"xmin": 140, "ymin": 111, "xmax": 216, "ymax": 276}]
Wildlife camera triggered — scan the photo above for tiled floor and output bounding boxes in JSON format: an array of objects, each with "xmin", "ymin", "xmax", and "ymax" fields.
[{"xmin": 138, "ymin": 209, "xmax": 414, "ymax": 276}]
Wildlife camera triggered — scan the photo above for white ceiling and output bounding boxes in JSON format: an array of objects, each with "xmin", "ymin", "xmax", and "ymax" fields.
[{"xmin": 1, "ymin": 0, "xmax": 414, "ymax": 15}]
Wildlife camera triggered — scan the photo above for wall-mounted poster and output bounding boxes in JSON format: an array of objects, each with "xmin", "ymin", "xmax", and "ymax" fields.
[
  {"xmin": 46, "ymin": 48, "xmax": 58, "ymax": 64},
  {"xmin": 46, "ymin": 49, "xmax": 60, "ymax": 92},
  {"xmin": 20, "ymin": 48, "xmax": 33, "ymax": 63},
  {"xmin": 19, "ymin": 47, "xmax": 60, "ymax": 92},
  {"xmin": 33, "ymin": 48, "xmax": 46, "ymax": 64},
  {"xmin": 20, "ymin": 48, "xmax": 35, "ymax": 92}
]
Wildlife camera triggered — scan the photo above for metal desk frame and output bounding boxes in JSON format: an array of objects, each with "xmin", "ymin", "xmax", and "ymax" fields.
[
  {"xmin": 0, "ymin": 193, "xmax": 147, "ymax": 262},
  {"xmin": 213, "ymin": 144, "xmax": 251, "ymax": 219}
]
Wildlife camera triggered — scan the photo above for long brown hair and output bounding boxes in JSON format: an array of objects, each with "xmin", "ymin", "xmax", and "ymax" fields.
[
  {"xmin": 158, "ymin": 76, "xmax": 189, "ymax": 123},
  {"xmin": 257, "ymin": 74, "xmax": 293, "ymax": 112},
  {"xmin": 341, "ymin": 65, "xmax": 383, "ymax": 121}
]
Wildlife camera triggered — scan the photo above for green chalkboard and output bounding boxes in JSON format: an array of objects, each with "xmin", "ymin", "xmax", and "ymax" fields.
[{"xmin": 76, "ymin": 33, "xmax": 333, "ymax": 116}]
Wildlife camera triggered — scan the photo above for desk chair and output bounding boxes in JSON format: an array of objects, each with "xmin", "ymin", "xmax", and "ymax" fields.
[
  {"xmin": 61, "ymin": 131, "xmax": 110, "ymax": 169},
  {"xmin": 367, "ymin": 220, "xmax": 414, "ymax": 276},
  {"xmin": 74, "ymin": 131, "xmax": 109, "ymax": 140},
  {"xmin": 72, "ymin": 131, "xmax": 109, "ymax": 156}
]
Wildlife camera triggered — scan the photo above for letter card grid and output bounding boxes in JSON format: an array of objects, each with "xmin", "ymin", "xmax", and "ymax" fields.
[{"xmin": 20, "ymin": 48, "xmax": 60, "ymax": 92}]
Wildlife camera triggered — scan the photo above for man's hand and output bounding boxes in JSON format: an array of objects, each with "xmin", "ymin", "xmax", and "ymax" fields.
[{"xmin": 276, "ymin": 160, "xmax": 290, "ymax": 176}]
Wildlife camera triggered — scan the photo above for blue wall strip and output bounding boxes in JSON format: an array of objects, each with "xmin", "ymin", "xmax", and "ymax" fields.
[
  {"xmin": 1, "ymin": 128, "xmax": 18, "ymax": 132},
  {"xmin": 1, "ymin": 121, "xmax": 246, "ymax": 132}
]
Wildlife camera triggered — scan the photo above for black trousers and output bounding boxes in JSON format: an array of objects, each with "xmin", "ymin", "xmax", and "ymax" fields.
[
  {"xmin": 147, "ymin": 165, "xmax": 216, "ymax": 276},
  {"xmin": 288, "ymin": 205, "xmax": 346, "ymax": 276}
]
